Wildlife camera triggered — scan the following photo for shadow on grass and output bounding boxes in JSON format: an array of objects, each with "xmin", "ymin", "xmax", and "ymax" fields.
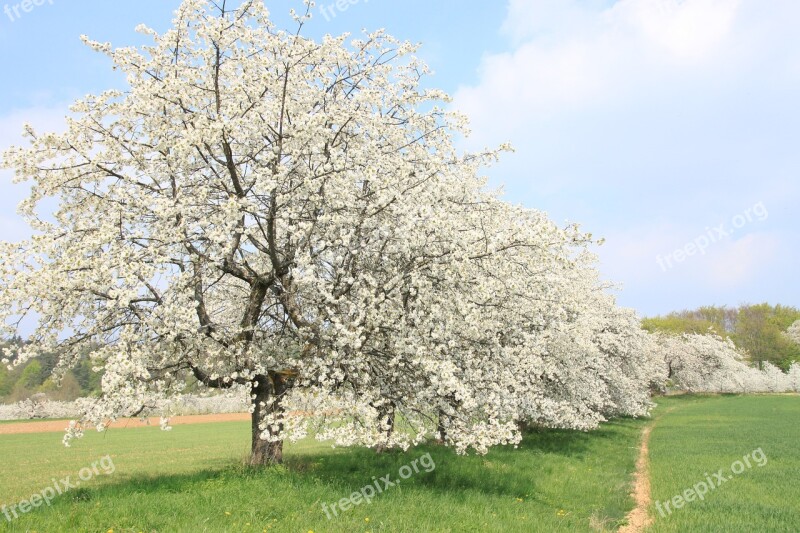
[{"xmin": 40, "ymin": 416, "xmax": 647, "ymax": 512}]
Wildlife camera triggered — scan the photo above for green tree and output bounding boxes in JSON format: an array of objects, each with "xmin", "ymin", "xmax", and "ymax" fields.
[
  {"xmin": 733, "ymin": 303, "xmax": 800, "ymax": 370},
  {"xmin": 19, "ymin": 360, "xmax": 44, "ymax": 389},
  {"xmin": 0, "ymin": 364, "xmax": 10, "ymax": 397},
  {"xmin": 39, "ymin": 372, "xmax": 83, "ymax": 401},
  {"xmin": 72, "ymin": 358, "xmax": 103, "ymax": 397},
  {"xmin": 645, "ymin": 303, "xmax": 800, "ymax": 371},
  {"xmin": 695, "ymin": 305, "xmax": 737, "ymax": 333},
  {"xmin": 642, "ymin": 313, "xmax": 723, "ymax": 336}
]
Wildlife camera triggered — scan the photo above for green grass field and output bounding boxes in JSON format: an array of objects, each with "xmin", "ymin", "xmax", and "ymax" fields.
[
  {"xmin": 647, "ymin": 395, "xmax": 800, "ymax": 533},
  {"xmin": 0, "ymin": 395, "xmax": 797, "ymax": 532},
  {"xmin": 1, "ymin": 417, "xmax": 645, "ymax": 532}
]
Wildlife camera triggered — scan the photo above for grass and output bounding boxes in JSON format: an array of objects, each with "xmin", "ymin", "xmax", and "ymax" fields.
[
  {"xmin": 3, "ymin": 394, "xmax": 797, "ymax": 532},
  {"xmin": 0, "ymin": 418, "xmax": 70, "ymax": 425},
  {"xmin": 0, "ymin": 416, "xmax": 646, "ymax": 532},
  {"xmin": 647, "ymin": 395, "xmax": 800, "ymax": 532}
]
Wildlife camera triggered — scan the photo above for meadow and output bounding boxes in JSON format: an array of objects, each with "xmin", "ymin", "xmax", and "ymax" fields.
[{"xmin": 0, "ymin": 395, "xmax": 798, "ymax": 532}]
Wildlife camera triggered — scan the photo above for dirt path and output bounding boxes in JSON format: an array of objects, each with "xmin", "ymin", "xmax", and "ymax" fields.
[
  {"xmin": 0, "ymin": 412, "xmax": 250, "ymax": 435},
  {"xmin": 618, "ymin": 424, "xmax": 654, "ymax": 533}
]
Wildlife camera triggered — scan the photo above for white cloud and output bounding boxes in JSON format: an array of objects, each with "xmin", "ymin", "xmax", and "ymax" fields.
[
  {"xmin": 501, "ymin": 0, "xmax": 600, "ymax": 44},
  {"xmin": 596, "ymin": 223, "xmax": 783, "ymax": 315},
  {"xmin": 453, "ymin": 0, "xmax": 795, "ymax": 144},
  {"xmin": 611, "ymin": 0, "xmax": 740, "ymax": 64},
  {"xmin": 452, "ymin": 0, "xmax": 800, "ymax": 314},
  {"xmin": 598, "ymin": 222, "xmax": 777, "ymax": 285},
  {"xmin": 703, "ymin": 232, "xmax": 780, "ymax": 288}
]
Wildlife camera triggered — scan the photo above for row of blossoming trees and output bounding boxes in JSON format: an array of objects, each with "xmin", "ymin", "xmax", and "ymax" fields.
[
  {"xmin": 655, "ymin": 331, "xmax": 800, "ymax": 394},
  {"xmin": 0, "ymin": 1, "xmax": 797, "ymax": 465}
]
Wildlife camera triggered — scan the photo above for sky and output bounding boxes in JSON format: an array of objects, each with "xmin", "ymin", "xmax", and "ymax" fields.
[{"xmin": 0, "ymin": 0, "xmax": 797, "ymax": 319}]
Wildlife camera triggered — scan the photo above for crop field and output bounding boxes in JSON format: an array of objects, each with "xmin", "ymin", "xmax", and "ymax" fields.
[{"xmin": 647, "ymin": 395, "xmax": 800, "ymax": 532}]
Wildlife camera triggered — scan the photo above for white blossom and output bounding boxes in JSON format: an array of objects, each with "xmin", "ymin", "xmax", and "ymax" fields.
[{"xmin": 0, "ymin": 0, "xmax": 746, "ymax": 460}]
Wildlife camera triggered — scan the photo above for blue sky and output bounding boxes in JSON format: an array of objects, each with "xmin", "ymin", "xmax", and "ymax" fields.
[{"xmin": 0, "ymin": 0, "xmax": 798, "ymax": 318}]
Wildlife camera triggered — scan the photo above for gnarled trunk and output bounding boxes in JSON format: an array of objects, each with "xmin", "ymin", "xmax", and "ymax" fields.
[
  {"xmin": 249, "ymin": 372, "xmax": 289, "ymax": 466},
  {"xmin": 374, "ymin": 404, "xmax": 395, "ymax": 454}
]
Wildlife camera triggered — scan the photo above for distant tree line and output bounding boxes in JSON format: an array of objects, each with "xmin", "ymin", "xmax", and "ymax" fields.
[
  {"xmin": 0, "ymin": 338, "xmax": 103, "ymax": 403},
  {"xmin": 643, "ymin": 303, "xmax": 800, "ymax": 370}
]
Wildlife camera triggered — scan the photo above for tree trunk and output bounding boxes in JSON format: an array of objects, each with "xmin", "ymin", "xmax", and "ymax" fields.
[
  {"xmin": 374, "ymin": 403, "xmax": 395, "ymax": 454},
  {"xmin": 436, "ymin": 408, "xmax": 448, "ymax": 444},
  {"xmin": 249, "ymin": 372, "xmax": 289, "ymax": 466}
]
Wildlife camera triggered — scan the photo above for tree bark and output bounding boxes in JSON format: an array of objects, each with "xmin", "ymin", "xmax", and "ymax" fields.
[
  {"xmin": 436, "ymin": 408, "xmax": 448, "ymax": 444},
  {"xmin": 249, "ymin": 372, "xmax": 289, "ymax": 466},
  {"xmin": 374, "ymin": 403, "xmax": 395, "ymax": 454}
]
